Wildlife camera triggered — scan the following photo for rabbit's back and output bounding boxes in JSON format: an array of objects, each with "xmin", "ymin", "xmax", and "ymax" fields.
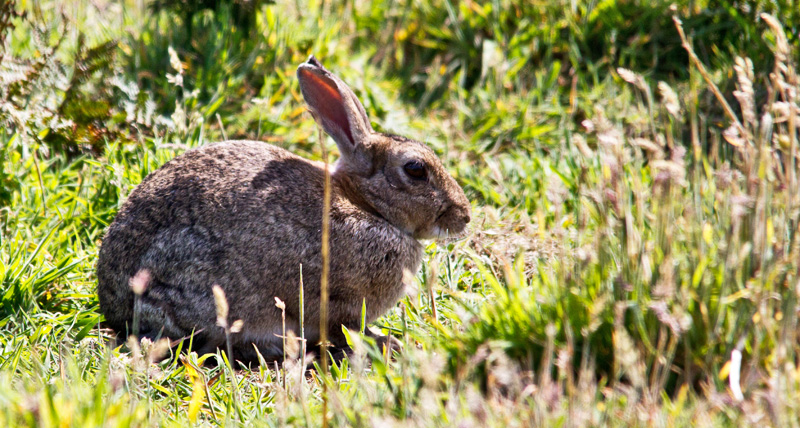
[{"xmin": 97, "ymin": 140, "xmax": 422, "ymax": 357}]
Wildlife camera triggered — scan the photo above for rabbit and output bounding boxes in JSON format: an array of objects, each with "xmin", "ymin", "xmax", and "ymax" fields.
[{"xmin": 96, "ymin": 56, "xmax": 471, "ymax": 364}]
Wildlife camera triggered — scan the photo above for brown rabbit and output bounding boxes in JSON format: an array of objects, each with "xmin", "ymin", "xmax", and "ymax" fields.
[{"xmin": 96, "ymin": 56, "xmax": 471, "ymax": 363}]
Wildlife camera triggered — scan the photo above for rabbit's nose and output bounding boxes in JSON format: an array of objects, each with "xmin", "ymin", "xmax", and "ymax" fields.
[{"xmin": 462, "ymin": 212, "xmax": 471, "ymax": 224}]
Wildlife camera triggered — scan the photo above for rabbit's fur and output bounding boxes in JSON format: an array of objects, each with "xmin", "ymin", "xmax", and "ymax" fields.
[{"xmin": 96, "ymin": 56, "xmax": 471, "ymax": 363}]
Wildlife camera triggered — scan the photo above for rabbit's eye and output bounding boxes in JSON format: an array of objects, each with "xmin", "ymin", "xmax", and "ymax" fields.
[{"xmin": 403, "ymin": 161, "xmax": 427, "ymax": 181}]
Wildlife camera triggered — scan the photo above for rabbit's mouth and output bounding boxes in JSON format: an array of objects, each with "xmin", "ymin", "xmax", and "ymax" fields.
[
  {"xmin": 425, "ymin": 224, "xmax": 470, "ymax": 243},
  {"xmin": 420, "ymin": 200, "xmax": 471, "ymax": 242}
]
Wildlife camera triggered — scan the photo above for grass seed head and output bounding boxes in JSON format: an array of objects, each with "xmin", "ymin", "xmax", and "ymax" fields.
[
  {"xmin": 733, "ymin": 57, "xmax": 756, "ymax": 127},
  {"xmin": 617, "ymin": 67, "xmax": 647, "ymax": 91},
  {"xmin": 658, "ymin": 81, "xmax": 681, "ymax": 118},
  {"xmin": 760, "ymin": 14, "xmax": 790, "ymax": 63},
  {"xmin": 212, "ymin": 284, "xmax": 229, "ymax": 329},
  {"xmin": 145, "ymin": 338, "xmax": 171, "ymax": 364},
  {"xmin": 283, "ymin": 330, "xmax": 300, "ymax": 360},
  {"xmin": 129, "ymin": 269, "xmax": 151, "ymax": 295}
]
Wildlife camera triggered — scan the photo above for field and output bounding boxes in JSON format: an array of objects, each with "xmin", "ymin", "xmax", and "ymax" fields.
[{"xmin": 2, "ymin": 0, "xmax": 800, "ymax": 426}]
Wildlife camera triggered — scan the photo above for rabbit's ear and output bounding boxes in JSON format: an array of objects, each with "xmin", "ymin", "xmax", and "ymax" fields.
[{"xmin": 297, "ymin": 56, "xmax": 374, "ymax": 171}]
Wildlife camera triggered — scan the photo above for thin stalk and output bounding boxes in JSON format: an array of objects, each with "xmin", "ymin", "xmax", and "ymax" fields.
[
  {"xmin": 129, "ymin": 269, "xmax": 150, "ymax": 339},
  {"xmin": 427, "ymin": 253, "xmax": 440, "ymax": 322},
  {"xmin": 224, "ymin": 330, "xmax": 233, "ymax": 372},
  {"xmin": 216, "ymin": 113, "xmax": 228, "ymax": 141},
  {"xmin": 673, "ymin": 16, "xmax": 749, "ymax": 142},
  {"xmin": 786, "ymin": 60, "xmax": 798, "ymax": 221},
  {"xmin": 299, "ymin": 263, "xmax": 306, "ymax": 374},
  {"xmin": 298, "ymin": 263, "xmax": 312, "ymax": 425},
  {"xmin": 318, "ymin": 126, "xmax": 331, "ymax": 428},
  {"xmin": 276, "ymin": 297, "xmax": 286, "ymax": 389},
  {"xmin": 132, "ymin": 295, "xmax": 142, "ymax": 338}
]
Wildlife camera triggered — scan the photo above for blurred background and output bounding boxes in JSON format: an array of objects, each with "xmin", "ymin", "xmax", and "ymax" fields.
[{"xmin": 3, "ymin": 0, "xmax": 798, "ymax": 160}]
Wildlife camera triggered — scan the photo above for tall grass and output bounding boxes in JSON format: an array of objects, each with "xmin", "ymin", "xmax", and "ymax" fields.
[{"xmin": 1, "ymin": 0, "xmax": 799, "ymax": 426}]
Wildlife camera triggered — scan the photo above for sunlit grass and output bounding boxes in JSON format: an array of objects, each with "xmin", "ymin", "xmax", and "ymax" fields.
[{"xmin": 1, "ymin": 0, "xmax": 800, "ymax": 426}]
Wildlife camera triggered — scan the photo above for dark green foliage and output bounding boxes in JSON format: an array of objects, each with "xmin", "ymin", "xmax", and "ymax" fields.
[
  {"xmin": 1, "ymin": 0, "xmax": 800, "ymax": 425},
  {"xmin": 0, "ymin": 227, "xmax": 82, "ymax": 326},
  {"xmin": 141, "ymin": 1, "xmax": 800, "ymax": 102},
  {"xmin": 47, "ymin": 36, "xmax": 119, "ymax": 156},
  {"xmin": 125, "ymin": 0, "xmax": 293, "ymax": 121},
  {"xmin": 0, "ymin": 12, "xmax": 120, "ymax": 157},
  {"xmin": 148, "ymin": 0, "xmax": 273, "ymax": 34}
]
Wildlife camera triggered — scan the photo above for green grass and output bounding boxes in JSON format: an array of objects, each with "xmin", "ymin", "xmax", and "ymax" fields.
[{"xmin": 2, "ymin": 0, "xmax": 800, "ymax": 426}]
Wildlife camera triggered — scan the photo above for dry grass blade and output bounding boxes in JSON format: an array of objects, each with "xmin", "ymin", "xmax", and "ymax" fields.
[
  {"xmin": 672, "ymin": 15, "xmax": 750, "ymax": 144},
  {"xmin": 317, "ymin": 124, "xmax": 331, "ymax": 428}
]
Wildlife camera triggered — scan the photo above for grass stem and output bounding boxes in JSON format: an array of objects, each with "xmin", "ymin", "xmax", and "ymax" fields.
[{"xmin": 318, "ymin": 125, "xmax": 331, "ymax": 428}]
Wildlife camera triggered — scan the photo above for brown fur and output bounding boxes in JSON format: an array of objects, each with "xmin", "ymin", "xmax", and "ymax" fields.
[{"xmin": 96, "ymin": 57, "xmax": 470, "ymax": 363}]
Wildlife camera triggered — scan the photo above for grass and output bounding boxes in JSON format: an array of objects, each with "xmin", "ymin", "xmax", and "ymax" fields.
[{"xmin": 1, "ymin": 0, "xmax": 800, "ymax": 426}]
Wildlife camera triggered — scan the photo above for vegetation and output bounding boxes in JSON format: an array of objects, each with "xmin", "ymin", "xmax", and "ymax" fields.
[{"xmin": 2, "ymin": 0, "xmax": 800, "ymax": 426}]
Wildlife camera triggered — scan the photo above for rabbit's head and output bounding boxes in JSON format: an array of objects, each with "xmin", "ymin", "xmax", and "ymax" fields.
[{"xmin": 298, "ymin": 56, "xmax": 471, "ymax": 240}]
